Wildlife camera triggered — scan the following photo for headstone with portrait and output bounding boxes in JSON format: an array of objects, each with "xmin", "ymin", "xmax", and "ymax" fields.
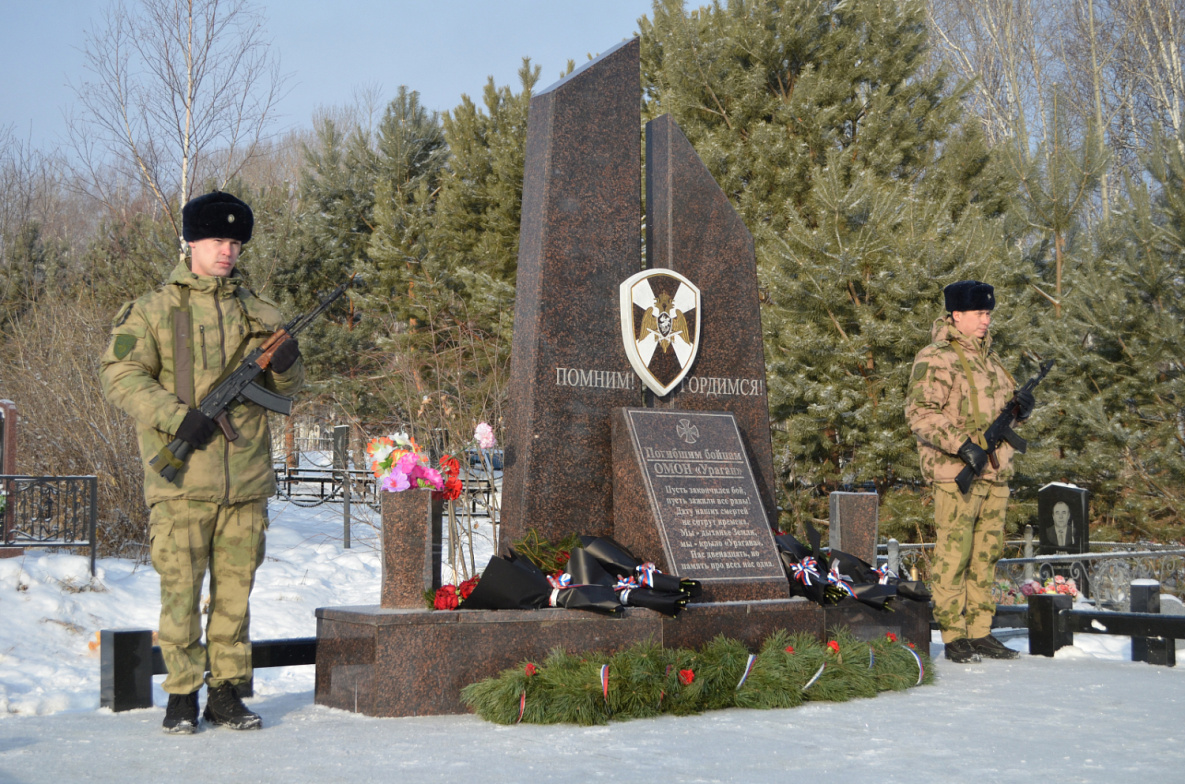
[
  {"xmin": 1037, "ymin": 482, "xmax": 1090, "ymax": 555},
  {"xmin": 1037, "ymin": 482, "xmax": 1091, "ymax": 596}
]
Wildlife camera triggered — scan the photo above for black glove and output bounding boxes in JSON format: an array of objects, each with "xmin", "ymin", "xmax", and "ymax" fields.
[
  {"xmin": 957, "ymin": 438, "xmax": 989, "ymax": 474},
  {"xmin": 175, "ymin": 409, "xmax": 217, "ymax": 448},
  {"xmin": 270, "ymin": 338, "xmax": 301, "ymax": 373},
  {"xmin": 1014, "ymin": 388, "xmax": 1035, "ymax": 420}
]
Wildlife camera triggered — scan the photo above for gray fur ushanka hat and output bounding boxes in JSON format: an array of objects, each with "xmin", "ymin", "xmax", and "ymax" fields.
[{"xmin": 182, "ymin": 191, "xmax": 253, "ymax": 244}]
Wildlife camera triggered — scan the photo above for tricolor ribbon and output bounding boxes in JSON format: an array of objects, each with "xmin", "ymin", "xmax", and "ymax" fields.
[
  {"xmin": 826, "ymin": 568, "xmax": 856, "ymax": 597},
  {"xmin": 614, "ymin": 576, "xmax": 639, "ymax": 591},
  {"xmin": 547, "ymin": 573, "xmax": 571, "ymax": 589},
  {"xmin": 874, "ymin": 564, "xmax": 897, "ymax": 585},
  {"xmin": 600, "ymin": 664, "xmax": 610, "ymax": 703},
  {"xmin": 636, "ymin": 562, "xmax": 659, "ymax": 587},
  {"xmin": 735, "ymin": 654, "xmax": 758, "ymax": 690},
  {"xmin": 790, "ymin": 560, "xmax": 819, "ymax": 586},
  {"xmin": 901, "ymin": 644, "xmax": 925, "ymax": 686},
  {"xmin": 549, "ymin": 588, "xmax": 561, "ymax": 607},
  {"xmin": 802, "ymin": 662, "xmax": 827, "ymax": 691}
]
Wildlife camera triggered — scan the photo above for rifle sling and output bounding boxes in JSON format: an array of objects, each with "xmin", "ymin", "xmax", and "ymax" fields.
[
  {"xmin": 171, "ymin": 286, "xmax": 195, "ymax": 407},
  {"xmin": 950, "ymin": 339, "xmax": 988, "ymax": 449}
]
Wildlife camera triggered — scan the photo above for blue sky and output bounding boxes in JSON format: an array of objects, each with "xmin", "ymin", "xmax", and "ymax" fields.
[{"xmin": 1, "ymin": 0, "xmax": 654, "ymax": 147}]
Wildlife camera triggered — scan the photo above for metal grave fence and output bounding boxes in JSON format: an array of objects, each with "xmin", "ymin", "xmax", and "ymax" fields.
[{"xmin": 1, "ymin": 475, "xmax": 97, "ymax": 574}]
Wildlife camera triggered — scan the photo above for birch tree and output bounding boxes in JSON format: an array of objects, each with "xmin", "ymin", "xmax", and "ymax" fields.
[{"xmin": 67, "ymin": 0, "xmax": 286, "ymax": 258}]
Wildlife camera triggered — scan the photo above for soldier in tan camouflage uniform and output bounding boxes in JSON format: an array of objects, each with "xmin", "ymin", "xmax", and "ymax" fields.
[
  {"xmin": 905, "ymin": 281, "xmax": 1034, "ymax": 664},
  {"xmin": 101, "ymin": 192, "xmax": 304, "ymax": 732}
]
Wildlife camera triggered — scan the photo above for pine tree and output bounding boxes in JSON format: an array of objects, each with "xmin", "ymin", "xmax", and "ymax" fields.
[
  {"xmin": 1043, "ymin": 131, "xmax": 1185, "ymax": 542},
  {"xmin": 368, "ymin": 62, "xmax": 541, "ymax": 451},
  {"xmin": 641, "ymin": 0, "xmax": 1024, "ymax": 536}
]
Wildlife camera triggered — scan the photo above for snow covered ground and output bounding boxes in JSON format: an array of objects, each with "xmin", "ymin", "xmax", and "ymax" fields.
[{"xmin": 1, "ymin": 500, "xmax": 1183, "ymax": 784}]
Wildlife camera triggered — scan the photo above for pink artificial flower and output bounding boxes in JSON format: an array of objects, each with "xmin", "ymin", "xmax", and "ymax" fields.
[
  {"xmin": 1020, "ymin": 582, "xmax": 1037, "ymax": 596},
  {"xmin": 415, "ymin": 465, "xmax": 445, "ymax": 491},
  {"xmin": 1054, "ymin": 575, "xmax": 1066, "ymax": 585},
  {"xmin": 474, "ymin": 422, "xmax": 497, "ymax": 450},
  {"xmin": 382, "ymin": 471, "xmax": 410, "ymax": 493}
]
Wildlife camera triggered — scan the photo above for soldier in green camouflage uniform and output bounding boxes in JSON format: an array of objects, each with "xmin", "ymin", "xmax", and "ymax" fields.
[
  {"xmin": 101, "ymin": 192, "xmax": 304, "ymax": 732},
  {"xmin": 905, "ymin": 281, "xmax": 1034, "ymax": 664}
]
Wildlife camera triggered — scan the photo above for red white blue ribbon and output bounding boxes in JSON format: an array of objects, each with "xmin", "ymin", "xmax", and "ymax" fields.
[
  {"xmin": 874, "ymin": 564, "xmax": 897, "ymax": 584},
  {"xmin": 600, "ymin": 664, "xmax": 610, "ymax": 702},
  {"xmin": 901, "ymin": 644, "xmax": 924, "ymax": 685},
  {"xmin": 636, "ymin": 562, "xmax": 660, "ymax": 587},
  {"xmin": 790, "ymin": 557, "xmax": 819, "ymax": 585},
  {"xmin": 614, "ymin": 576, "xmax": 639, "ymax": 591},
  {"xmin": 735, "ymin": 654, "xmax": 757, "ymax": 690},
  {"xmin": 802, "ymin": 662, "xmax": 826, "ymax": 691},
  {"xmin": 547, "ymin": 573, "xmax": 571, "ymax": 589},
  {"xmin": 827, "ymin": 567, "xmax": 856, "ymax": 597}
]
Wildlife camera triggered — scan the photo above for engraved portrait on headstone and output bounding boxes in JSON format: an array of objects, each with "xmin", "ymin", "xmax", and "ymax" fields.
[
  {"xmin": 1037, "ymin": 482, "xmax": 1090, "ymax": 555},
  {"xmin": 1036, "ymin": 482, "xmax": 1091, "ymax": 597}
]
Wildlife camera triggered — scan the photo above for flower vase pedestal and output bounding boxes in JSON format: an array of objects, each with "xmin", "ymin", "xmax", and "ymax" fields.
[{"xmin": 380, "ymin": 488, "xmax": 443, "ymax": 609}]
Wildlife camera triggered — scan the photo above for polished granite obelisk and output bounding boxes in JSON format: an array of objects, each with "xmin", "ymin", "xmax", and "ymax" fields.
[{"xmin": 500, "ymin": 38, "xmax": 642, "ymax": 546}]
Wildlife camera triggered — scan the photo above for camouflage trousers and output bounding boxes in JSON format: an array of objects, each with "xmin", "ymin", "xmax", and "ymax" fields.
[
  {"xmin": 931, "ymin": 481, "xmax": 1009, "ymax": 644},
  {"xmin": 149, "ymin": 498, "xmax": 268, "ymax": 694}
]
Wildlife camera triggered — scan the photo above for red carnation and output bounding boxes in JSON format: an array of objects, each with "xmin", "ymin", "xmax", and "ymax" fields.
[
  {"xmin": 827, "ymin": 640, "xmax": 840, "ymax": 654},
  {"xmin": 433, "ymin": 584, "xmax": 458, "ymax": 610},
  {"xmin": 678, "ymin": 669, "xmax": 695, "ymax": 686},
  {"xmin": 440, "ymin": 455, "xmax": 461, "ymax": 479},
  {"xmin": 784, "ymin": 645, "xmax": 795, "ymax": 654},
  {"xmin": 438, "ymin": 476, "xmax": 463, "ymax": 502},
  {"xmin": 886, "ymin": 632, "xmax": 898, "ymax": 642},
  {"xmin": 524, "ymin": 663, "xmax": 537, "ymax": 677}
]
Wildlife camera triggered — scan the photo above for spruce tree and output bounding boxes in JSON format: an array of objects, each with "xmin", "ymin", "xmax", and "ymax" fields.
[
  {"xmin": 1044, "ymin": 132, "xmax": 1185, "ymax": 542},
  {"xmin": 641, "ymin": 0, "xmax": 1023, "ymax": 537}
]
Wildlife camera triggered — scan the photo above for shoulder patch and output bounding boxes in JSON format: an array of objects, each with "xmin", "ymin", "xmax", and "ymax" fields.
[{"xmin": 113, "ymin": 334, "xmax": 137, "ymax": 360}]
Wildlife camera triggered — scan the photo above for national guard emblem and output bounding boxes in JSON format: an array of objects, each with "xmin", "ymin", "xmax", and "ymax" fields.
[{"xmin": 619, "ymin": 268, "xmax": 702, "ymax": 397}]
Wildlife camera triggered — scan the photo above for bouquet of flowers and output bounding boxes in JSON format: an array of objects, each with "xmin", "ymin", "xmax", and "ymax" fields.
[
  {"xmin": 366, "ymin": 432, "xmax": 447, "ymax": 495},
  {"xmin": 430, "ymin": 575, "xmax": 481, "ymax": 610},
  {"xmin": 1021, "ymin": 574, "xmax": 1079, "ymax": 599}
]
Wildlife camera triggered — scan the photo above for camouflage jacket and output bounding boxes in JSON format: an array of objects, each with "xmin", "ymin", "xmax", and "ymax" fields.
[
  {"xmin": 905, "ymin": 317, "xmax": 1018, "ymax": 485},
  {"xmin": 100, "ymin": 261, "xmax": 304, "ymax": 506}
]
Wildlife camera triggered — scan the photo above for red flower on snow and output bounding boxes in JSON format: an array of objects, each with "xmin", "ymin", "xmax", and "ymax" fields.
[
  {"xmin": 433, "ymin": 584, "xmax": 458, "ymax": 610},
  {"xmin": 678, "ymin": 669, "xmax": 695, "ymax": 686},
  {"xmin": 827, "ymin": 640, "xmax": 840, "ymax": 654},
  {"xmin": 524, "ymin": 663, "xmax": 537, "ymax": 677}
]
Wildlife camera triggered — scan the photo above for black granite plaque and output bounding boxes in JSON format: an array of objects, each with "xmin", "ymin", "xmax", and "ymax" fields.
[{"xmin": 612, "ymin": 407, "xmax": 788, "ymax": 602}]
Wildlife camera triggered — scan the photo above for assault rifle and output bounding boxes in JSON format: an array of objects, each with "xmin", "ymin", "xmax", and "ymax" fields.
[
  {"xmin": 955, "ymin": 359, "xmax": 1055, "ymax": 494},
  {"xmin": 150, "ymin": 276, "xmax": 354, "ymax": 483}
]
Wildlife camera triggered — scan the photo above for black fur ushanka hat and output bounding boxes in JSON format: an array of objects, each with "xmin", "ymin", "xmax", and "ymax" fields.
[
  {"xmin": 182, "ymin": 191, "xmax": 253, "ymax": 244},
  {"xmin": 943, "ymin": 280, "xmax": 995, "ymax": 312}
]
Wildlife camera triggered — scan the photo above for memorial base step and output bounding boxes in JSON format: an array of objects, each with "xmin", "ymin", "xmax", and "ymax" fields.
[{"xmin": 314, "ymin": 598, "xmax": 931, "ymax": 718}]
